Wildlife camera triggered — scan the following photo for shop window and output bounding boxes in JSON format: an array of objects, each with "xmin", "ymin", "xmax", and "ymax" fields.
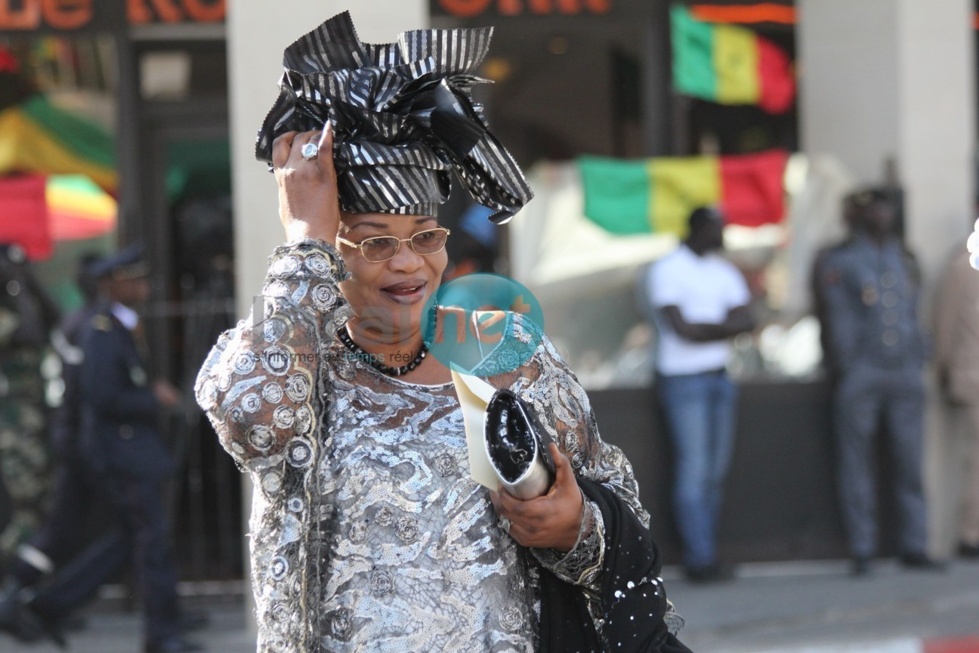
[{"xmin": 506, "ymin": 152, "xmax": 847, "ymax": 390}]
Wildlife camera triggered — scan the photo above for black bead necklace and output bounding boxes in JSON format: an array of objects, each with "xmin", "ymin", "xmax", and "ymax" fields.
[{"xmin": 337, "ymin": 324, "xmax": 429, "ymax": 377}]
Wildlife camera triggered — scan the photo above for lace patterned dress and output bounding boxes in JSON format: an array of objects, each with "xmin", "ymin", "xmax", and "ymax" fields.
[{"xmin": 196, "ymin": 240, "xmax": 650, "ymax": 653}]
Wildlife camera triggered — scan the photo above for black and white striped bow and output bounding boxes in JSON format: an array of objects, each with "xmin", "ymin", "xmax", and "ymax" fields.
[{"xmin": 256, "ymin": 11, "xmax": 534, "ymax": 224}]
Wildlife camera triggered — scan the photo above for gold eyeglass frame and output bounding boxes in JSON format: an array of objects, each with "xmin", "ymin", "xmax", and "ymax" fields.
[{"xmin": 336, "ymin": 227, "xmax": 451, "ymax": 263}]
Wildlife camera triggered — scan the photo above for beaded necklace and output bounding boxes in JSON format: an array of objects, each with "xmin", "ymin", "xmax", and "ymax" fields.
[{"xmin": 337, "ymin": 325, "xmax": 429, "ymax": 377}]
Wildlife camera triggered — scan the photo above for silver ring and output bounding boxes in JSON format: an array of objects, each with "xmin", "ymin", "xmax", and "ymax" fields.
[
  {"xmin": 499, "ymin": 517, "xmax": 511, "ymax": 533},
  {"xmin": 301, "ymin": 142, "xmax": 319, "ymax": 160}
]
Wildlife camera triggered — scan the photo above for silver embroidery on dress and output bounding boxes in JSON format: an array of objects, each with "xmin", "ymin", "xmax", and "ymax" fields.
[{"xmin": 196, "ymin": 239, "xmax": 657, "ymax": 653}]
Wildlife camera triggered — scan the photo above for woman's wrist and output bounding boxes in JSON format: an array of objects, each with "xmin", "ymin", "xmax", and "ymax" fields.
[{"xmin": 284, "ymin": 221, "xmax": 336, "ymax": 244}]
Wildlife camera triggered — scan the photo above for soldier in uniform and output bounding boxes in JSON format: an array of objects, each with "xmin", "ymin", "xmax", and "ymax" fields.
[
  {"xmin": 813, "ymin": 187, "xmax": 942, "ymax": 576},
  {"xmin": 0, "ymin": 254, "xmax": 124, "ymax": 647},
  {"xmin": 0, "ymin": 242, "xmax": 59, "ymax": 557},
  {"xmin": 0, "ymin": 466, "xmax": 10, "ymax": 538},
  {"xmin": 0, "ymin": 246, "xmax": 203, "ymax": 653}
]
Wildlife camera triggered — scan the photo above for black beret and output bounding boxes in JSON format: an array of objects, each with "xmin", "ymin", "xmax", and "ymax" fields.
[{"xmin": 89, "ymin": 244, "xmax": 148, "ymax": 280}]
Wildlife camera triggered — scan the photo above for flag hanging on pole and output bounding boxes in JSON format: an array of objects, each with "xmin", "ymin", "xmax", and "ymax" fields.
[
  {"xmin": 671, "ymin": 5, "xmax": 795, "ymax": 113},
  {"xmin": 577, "ymin": 150, "xmax": 788, "ymax": 236}
]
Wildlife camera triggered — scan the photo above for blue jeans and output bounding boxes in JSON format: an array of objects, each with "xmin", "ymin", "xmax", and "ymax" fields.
[{"xmin": 656, "ymin": 370, "xmax": 738, "ymax": 568}]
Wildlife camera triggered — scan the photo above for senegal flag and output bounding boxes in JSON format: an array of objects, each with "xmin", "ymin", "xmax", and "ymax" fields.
[
  {"xmin": 1, "ymin": 48, "xmax": 116, "ymax": 189},
  {"xmin": 577, "ymin": 150, "xmax": 788, "ymax": 236},
  {"xmin": 671, "ymin": 5, "xmax": 795, "ymax": 113},
  {"xmin": 0, "ymin": 95, "xmax": 117, "ymax": 191}
]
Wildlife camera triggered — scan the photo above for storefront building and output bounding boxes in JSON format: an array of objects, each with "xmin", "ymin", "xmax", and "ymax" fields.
[
  {"xmin": 2, "ymin": 0, "xmax": 975, "ymax": 576},
  {"xmin": 1, "ymin": 0, "xmax": 241, "ymax": 579}
]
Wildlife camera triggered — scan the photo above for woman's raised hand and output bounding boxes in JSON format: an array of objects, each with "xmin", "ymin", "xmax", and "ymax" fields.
[{"xmin": 271, "ymin": 124, "xmax": 340, "ymax": 243}]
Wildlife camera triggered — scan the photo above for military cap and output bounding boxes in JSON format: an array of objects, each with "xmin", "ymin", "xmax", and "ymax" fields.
[{"xmin": 89, "ymin": 244, "xmax": 148, "ymax": 280}]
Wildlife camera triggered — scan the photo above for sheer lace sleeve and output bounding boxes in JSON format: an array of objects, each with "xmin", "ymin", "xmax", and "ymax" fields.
[
  {"xmin": 485, "ymin": 313, "xmax": 650, "ymax": 591},
  {"xmin": 194, "ymin": 239, "xmax": 349, "ymax": 469}
]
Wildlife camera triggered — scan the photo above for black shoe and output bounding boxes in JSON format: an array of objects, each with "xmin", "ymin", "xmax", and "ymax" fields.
[
  {"xmin": 684, "ymin": 563, "xmax": 734, "ymax": 583},
  {"xmin": 958, "ymin": 542, "xmax": 979, "ymax": 559},
  {"xmin": 179, "ymin": 609, "xmax": 210, "ymax": 632},
  {"xmin": 899, "ymin": 552, "xmax": 946, "ymax": 571},
  {"xmin": 0, "ymin": 593, "xmax": 67, "ymax": 648},
  {"xmin": 0, "ymin": 592, "xmax": 40, "ymax": 642},
  {"xmin": 143, "ymin": 635, "xmax": 204, "ymax": 653},
  {"xmin": 0, "ymin": 580, "xmax": 66, "ymax": 648},
  {"xmin": 851, "ymin": 556, "xmax": 873, "ymax": 577},
  {"xmin": 35, "ymin": 614, "xmax": 67, "ymax": 649}
]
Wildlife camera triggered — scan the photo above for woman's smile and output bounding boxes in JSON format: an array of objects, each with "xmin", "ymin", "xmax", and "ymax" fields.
[{"xmin": 380, "ymin": 279, "xmax": 428, "ymax": 304}]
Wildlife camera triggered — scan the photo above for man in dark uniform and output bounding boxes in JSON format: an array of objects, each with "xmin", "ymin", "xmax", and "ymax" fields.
[
  {"xmin": 813, "ymin": 188, "xmax": 943, "ymax": 576},
  {"xmin": 0, "ymin": 246, "xmax": 203, "ymax": 652}
]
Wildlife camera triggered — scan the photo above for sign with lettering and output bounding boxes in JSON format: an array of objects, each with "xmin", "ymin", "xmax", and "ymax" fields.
[
  {"xmin": 0, "ymin": 0, "xmax": 225, "ymax": 34},
  {"xmin": 127, "ymin": 0, "xmax": 225, "ymax": 25},
  {"xmin": 431, "ymin": 0, "xmax": 612, "ymax": 19}
]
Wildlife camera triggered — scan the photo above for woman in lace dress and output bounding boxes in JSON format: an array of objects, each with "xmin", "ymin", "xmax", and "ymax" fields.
[{"xmin": 196, "ymin": 12, "xmax": 688, "ymax": 653}]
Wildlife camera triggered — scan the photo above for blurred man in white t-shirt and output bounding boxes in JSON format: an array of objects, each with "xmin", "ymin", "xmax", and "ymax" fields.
[{"xmin": 646, "ymin": 206, "xmax": 754, "ymax": 582}]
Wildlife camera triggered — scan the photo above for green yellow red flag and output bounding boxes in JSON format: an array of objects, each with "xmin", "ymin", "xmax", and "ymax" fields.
[
  {"xmin": 0, "ymin": 174, "xmax": 117, "ymax": 260},
  {"xmin": 0, "ymin": 175, "xmax": 51, "ymax": 259},
  {"xmin": 0, "ymin": 95, "xmax": 117, "ymax": 191},
  {"xmin": 671, "ymin": 5, "xmax": 795, "ymax": 113},
  {"xmin": 577, "ymin": 150, "xmax": 788, "ymax": 235},
  {"xmin": 46, "ymin": 174, "xmax": 117, "ymax": 241}
]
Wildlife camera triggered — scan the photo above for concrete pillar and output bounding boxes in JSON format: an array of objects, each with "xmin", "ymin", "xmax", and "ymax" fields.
[
  {"xmin": 225, "ymin": 0, "xmax": 427, "ymax": 629},
  {"xmin": 799, "ymin": 0, "xmax": 976, "ymax": 557},
  {"xmin": 799, "ymin": 0, "xmax": 975, "ymax": 293}
]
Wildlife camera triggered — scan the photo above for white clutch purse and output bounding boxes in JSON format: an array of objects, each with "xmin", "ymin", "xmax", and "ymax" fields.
[
  {"xmin": 452, "ymin": 370, "xmax": 555, "ymax": 499},
  {"xmin": 483, "ymin": 389, "xmax": 555, "ymax": 499}
]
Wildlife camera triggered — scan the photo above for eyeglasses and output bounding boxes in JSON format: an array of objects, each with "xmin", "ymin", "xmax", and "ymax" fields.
[{"xmin": 336, "ymin": 227, "xmax": 451, "ymax": 263}]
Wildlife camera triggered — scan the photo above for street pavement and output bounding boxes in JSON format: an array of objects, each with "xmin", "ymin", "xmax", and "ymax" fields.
[
  {"xmin": 0, "ymin": 583, "xmax": 256, "ymax": 653},
  {"xmin": 2, "ymin": 559, "xmax": 979, "ymax": 652},
  {"xmin": 665, "ymin": 558, "xmax": 979, "ymax": 652}
]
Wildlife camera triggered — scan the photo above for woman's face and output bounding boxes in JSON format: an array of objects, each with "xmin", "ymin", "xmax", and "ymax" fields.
[{"xmin": 337, "ymin": 212, "xmax": 448, "ymax": 343}]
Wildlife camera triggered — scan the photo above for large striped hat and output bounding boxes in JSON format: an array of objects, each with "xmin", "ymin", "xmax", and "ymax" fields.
[{"xmin": 255, "ymin": 11, "xmax": 533, "ymax": 224}]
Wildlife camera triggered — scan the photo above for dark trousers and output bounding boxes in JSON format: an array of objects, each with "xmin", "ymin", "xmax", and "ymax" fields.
[
  {"xmin": 9, "ymin": 458, "xmax": 181, "ymax": 643},
  {"xmin": 833, "ymin": 362, "xmax": 928, "ymax": 559}
]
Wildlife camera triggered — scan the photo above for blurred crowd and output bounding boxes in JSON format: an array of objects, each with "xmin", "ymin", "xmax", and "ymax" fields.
[{"xmin": 640, "ymin": 191, "xmax": 979, "ymax": 582}]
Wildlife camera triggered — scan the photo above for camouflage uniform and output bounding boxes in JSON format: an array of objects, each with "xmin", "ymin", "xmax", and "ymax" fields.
[{"xmin": 0, "ymin": 244, "xmax": 58, "ymax": 557}]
